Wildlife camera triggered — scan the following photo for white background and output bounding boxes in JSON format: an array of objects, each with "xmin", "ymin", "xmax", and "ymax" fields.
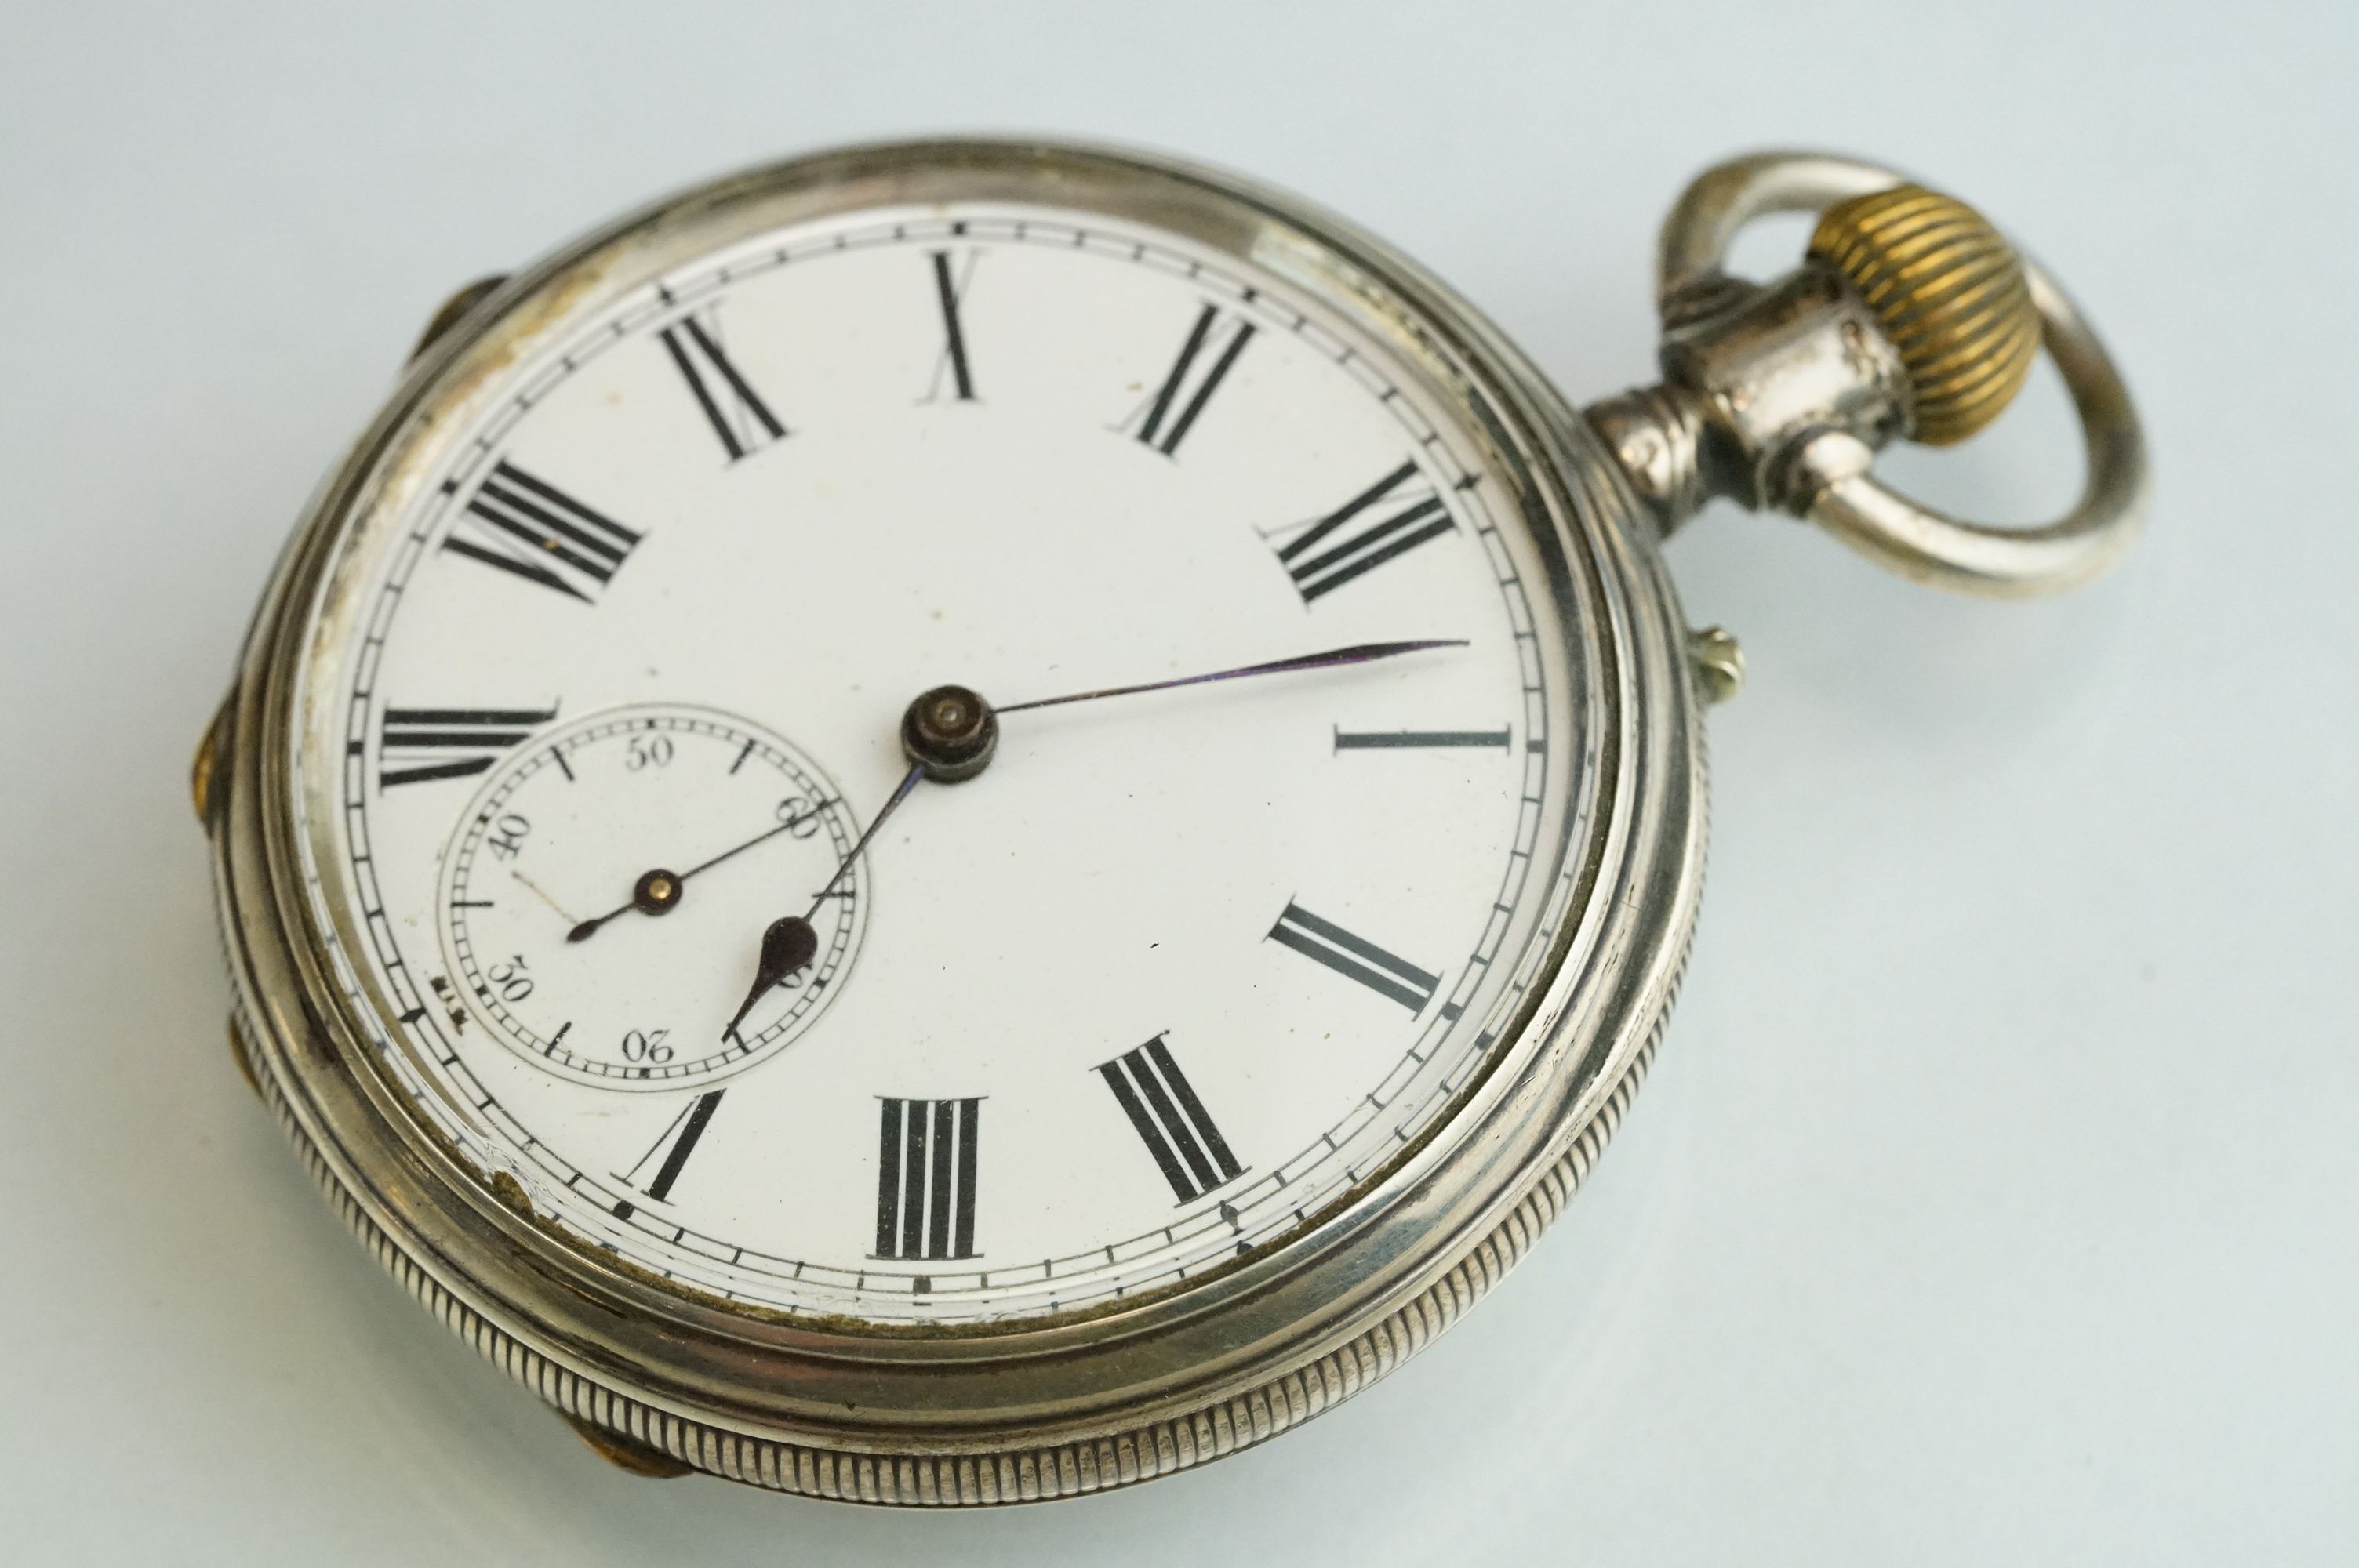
[{"xmin": 2, "ymin": 2, "xmax": 2351, "ymax": 1561}]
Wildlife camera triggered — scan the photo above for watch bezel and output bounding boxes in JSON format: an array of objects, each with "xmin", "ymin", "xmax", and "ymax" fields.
[{"xmin": 209, "ymin": 136, "xmax": 1706, "ymax": 1499}]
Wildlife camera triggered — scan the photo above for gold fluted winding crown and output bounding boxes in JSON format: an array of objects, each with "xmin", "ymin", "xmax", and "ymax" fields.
[{"xmin": 1807, "ymin": 183, "xmax": 2040, "ymax": 446}]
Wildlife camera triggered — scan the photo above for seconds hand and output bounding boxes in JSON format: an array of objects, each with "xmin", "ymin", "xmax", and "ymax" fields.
[
  {"xmin": 565, "ymin": 797, "xmax": 838, "ymax": 945},
  {"xmin": 718, "ymin": 638, "xmax": 1467, "ymax": 1039}
]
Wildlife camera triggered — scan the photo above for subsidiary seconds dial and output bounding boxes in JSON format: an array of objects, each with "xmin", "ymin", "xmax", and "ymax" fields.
[{"xmin": 435, "ymin": 705, "xmax": 866, "ymax": 1087}]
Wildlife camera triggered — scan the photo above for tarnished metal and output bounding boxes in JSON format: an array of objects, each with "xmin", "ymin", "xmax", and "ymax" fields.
[
  {"xmin": 1790, "ymin": 259, "xmax": 2149, "ymax": 594},
  {"xmin": 190, "ymin": 721, "xmax": 216, "ymax": 826},
  {"xmin": 561, "ymin": 1412, "xmax": 695, "ymax": 1479},
  {"xmin": 900, "ymin": 684, "xmax": 1000, "ymax": 783},
  {"xmin": 1662, "ymin": 261, "xmax": 1914, "ymax": 513},
  {"xmin": 1686, "ymin": 627, "xmax": 1745, "ymax": 706},
  {"xmin": 1585, "ymin": 151, "xmax": 2148, "ymax": 597},
  {"xmin": 409, "ymin": 274, "xmax": 507, "ymax": 361},
  {"xmin": 1583, "ymin": 382, "xmax": 1706, "ymax": 531},
  {"xmin": 191, "ymin": 696, "xmax": 231, "ymax": 831},
  {"xmin": 226, "ymin": 1017, "xmax": 263, "ymax": 1103}
]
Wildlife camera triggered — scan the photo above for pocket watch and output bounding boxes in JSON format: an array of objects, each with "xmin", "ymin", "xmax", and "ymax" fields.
[{"xmin": 194, "ymin": 140, "xmax": 2146, "ymax": 1503}]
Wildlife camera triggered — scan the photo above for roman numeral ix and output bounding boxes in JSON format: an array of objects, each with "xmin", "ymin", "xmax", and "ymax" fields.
[
  {"xmin": 378, "ymin": 704, "xmax": 558, "ymax": 789},
  {"xmin": 1267, "ymin": 900, "xmax": 1441, "ymax": 1015},
  {"xmin": 923, "ymin": 249, "xmax": 980, "ymax": 402},
  {"xmin": 611, "ymin": 1090, "xmax": 725, "ymax": 1221},
  {"xmin": 1099, "ymin": 1036, "xmax": 1243, "ymax": 1204},
  {"xmin": 875, "ymin": 1097, "xmax": 980, "ymax": 1261},
  {"xmin": 1274, "ymin": 460, "xmax": 1455, "ymax": 603},
  {"xmin": 1124, "ymin": 302, "xmax": 1255, "ymax": 456},
  {"xmin": 658, "ymin": 310, "xmax": 787, "ymax": 461},
  {"xmin": 443, "ymin": 460, "xmax": 643, "ymax": 603}
]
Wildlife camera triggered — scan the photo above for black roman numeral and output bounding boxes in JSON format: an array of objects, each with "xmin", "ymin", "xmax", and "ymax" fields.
[
  {"xmin": 1274, "ymin": 461, "xmax": 1455, "ymax": 603},
  {"xmin": 874, "ymin": 1097, "xmax": 979, "ymax": 1260},
  {"xmin": 923, "ymin": 249, "xmax": 980, "ymax": 403},
  {"xmin": 1334, "ymin": 725, "xmax": 1511, "ymax": 751},
  {"xmin": 1267, "ymin": 900, "xmax": 1441, "ymax": 1014},
  {"xmin": 1123, "ymin": 302, "xmax": 1255, "ymax": 456},
  {"xmin": 611, "ymin": 1090, "xmax": 725, "ymax": 1220},
  {"xmin": 444, "ymin": 460, "xmax": 643, "ymax": 603},
  {"xmin": 658, "ymin": 311, "xmax": 787, "ymax": 461},
  {"xmin": 1098, "ymin": 1036, "xmax": 1243, "ymax": 1204},
  {"xmin": 379, "ymin": 704, "xmax": 558, "ymax": 789}
]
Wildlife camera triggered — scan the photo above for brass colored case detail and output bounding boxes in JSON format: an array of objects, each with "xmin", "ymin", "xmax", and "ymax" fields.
[{"xmin": 1808, "ymin": 184, "xmax": 2039, "ymax": 445}]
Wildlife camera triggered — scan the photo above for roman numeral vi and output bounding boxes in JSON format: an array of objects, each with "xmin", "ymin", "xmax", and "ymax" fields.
[{"xmin": 875, "ymin": 1097, "xmax": 980, "ymax": 1261}]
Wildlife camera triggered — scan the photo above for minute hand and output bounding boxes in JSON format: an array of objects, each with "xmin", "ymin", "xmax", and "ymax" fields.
[
  {"xmin": 996, "ymin": 639, "xmax": 1466, "ymax": 715},
  {"xmin": 715, "ymin": 638, "xmax": 1466, "ymax": 1038}
]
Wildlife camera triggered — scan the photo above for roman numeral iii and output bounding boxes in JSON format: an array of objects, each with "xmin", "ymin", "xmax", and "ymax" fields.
[
  {"xmin": 1267, "ymin": 900, "xmax": 1441, "ymax": 1014},
  {"xmin": 875, "ymin": 1098, "xmax": 980, "ymax": 1261},
  {"xmin": 611, "ymin": 1089, "xmax": 725, "ymax": 1221},
  {"xmin": 658, "ymin": 310, "xmax": 787, "ymax": 461},
  {"xmin": 1333, "ymin": 726, "xmax": 1512, "ymax": 751},
  {"xmin": 1274, "ymin": 460, "xmax": 1455, "ymax": 603},
  {"xmin": 1124, "ymin": 302, "xmax": 1255, "ymax": 456},
  {"xmin": 378, "ymin": 704, "xmax": 558, "ymax": 789},
  {"xmin": 1098, "ymin": 1036, "xmax": 1244, "ymax": 1204},
  {"xmin": 443, "ymin": 460, "xmax": 643, "ymax": 603}
]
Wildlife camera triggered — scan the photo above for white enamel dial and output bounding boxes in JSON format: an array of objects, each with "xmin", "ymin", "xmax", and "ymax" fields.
[{"xmin": 293, "ymin": 198, "xmax": 1597, "ymax": 1324}]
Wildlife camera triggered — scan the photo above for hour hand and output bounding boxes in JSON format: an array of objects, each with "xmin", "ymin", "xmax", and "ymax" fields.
[{"xmin": 722, "ymin": 916, "xmax": 821, "ymax": 1042}]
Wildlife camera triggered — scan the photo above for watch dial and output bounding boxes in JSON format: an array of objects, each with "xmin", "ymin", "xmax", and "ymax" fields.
[{"xmin": 293, "ymin": 191, "xmax": 1602, "ymax": 1323}]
